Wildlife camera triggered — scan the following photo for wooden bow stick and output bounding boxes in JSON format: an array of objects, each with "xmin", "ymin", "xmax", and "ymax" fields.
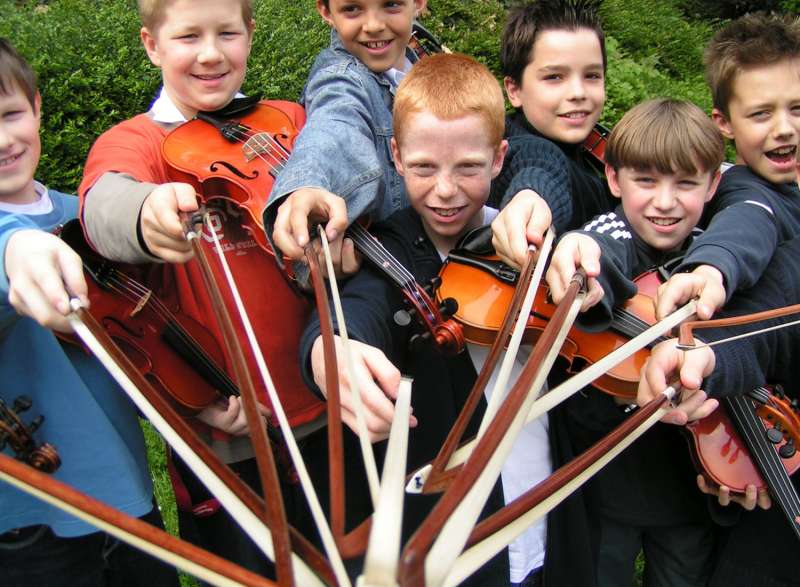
[
  {"xmin": 398, "ymin": 270, "xmax": 586, "ymax": 587},
  {"xmin": 0, "ymin": 452, "xmax": 276, "ymax": 587},
  {"xmin": 408, "ymin": 299, "xmax": 698, "ymax": 493},
  {"xmin": 67, "ymin": 301, "xmax": 328, "ymax": 586},
  {"xmin": 190, "ymin": 212, "xmax": 349, "ymax": 586},
  {"xmin": 677, "ymin": 302, "xmax": 800, "ymax": 349}
]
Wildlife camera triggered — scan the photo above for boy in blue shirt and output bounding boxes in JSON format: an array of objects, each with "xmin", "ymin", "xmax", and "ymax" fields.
[
  {"xmin": 266, "ymin": 0, "xmax": 426, "ymax": 267},
  {"xmin": 0, "ymin": 38, "xmax": 176, "ymax": 587}
]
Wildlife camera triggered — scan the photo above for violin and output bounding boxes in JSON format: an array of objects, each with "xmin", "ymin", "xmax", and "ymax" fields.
[
  {"xmin": 59, "ymin": 219, "xmax": 239, "ymax": 413},
  {"xmin": 687, "ymin": 385, "xmax": 800, "ymax": 542},
  {"xmin": 158, "ymin": 98, "xmax": 327, "ymax": 430},
  {"xmin": 582, "ymin": 122, "xmax": 610, "ymax": 171},
  {"xmin": 436, "ymin": 248, "xmax": 664, "ymax": 398},
  {"xmin": 0, "ymin": 395, "xmax": 60, "ymax": 473}
]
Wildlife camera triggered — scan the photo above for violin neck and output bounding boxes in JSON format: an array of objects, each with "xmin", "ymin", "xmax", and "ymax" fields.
[
  {"xmin": 345, "ymin": 223, "xmax": 413, "ymax": 290},
  {"xmin": 725, "ymin": 392, "xmax": 800, "ymax": 543}
]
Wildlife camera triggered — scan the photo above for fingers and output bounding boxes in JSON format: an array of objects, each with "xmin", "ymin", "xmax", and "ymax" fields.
[
  {"xmin": 492, "ymin": 190, "xmax": 552, "ymax": 269},
  {"xmin": 140, "ymin": 183, "xmax": 197, "ymax": 263},
  {"xmin": 697, "ymin": 476, "xmax": 772, "ymax": 511},
  {"xmin": 656, "ymin": 265, "xmax": 726, "ymax": 321},
  {"xmin": 547, "ymin": 234, "xmax": 601, "ymax": 307},
  {"xmin": 314, "ymin": 234, "xmax": 361, "ymax": 279},
  {"xmin": 272, "ymin": 188, "xmax": 348, "ymax": 261},
  {"xmin": 661, "ymin": 388, "xmax": 718, "ymax": 425},
  {"xmin": 339, "ymin": 237, "xmax": 362, "ymax": 276}
]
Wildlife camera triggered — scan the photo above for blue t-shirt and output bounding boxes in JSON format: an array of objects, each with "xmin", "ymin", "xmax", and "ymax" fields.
[{"xmin": 0, "ymin": 188, "xmax": 153, "ymax": 537}]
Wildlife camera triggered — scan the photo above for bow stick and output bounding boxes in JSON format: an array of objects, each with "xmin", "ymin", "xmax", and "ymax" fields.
[
  {"xmin": 477, "ymin": 230, "xmax": 555, "ymax": 437},
  {"xmin": 190, "ymin": 212, "xmax": 350, "ymax": 586},
  {"xmin": 420, "ymin": 242, "xmax": 543, "ymax": 493},
  {"xmin": 445, "ymin": 385, "xmax": 678, "ymax": 586},
  {"xmin": 677, "ymin": 302, "xmax": 800, "ymax": 349},
  {"xmin": 67, "ymin": 301, "xmax": 328, "ymax": 585},
  {"xmin": 407, "ymin": 300, "xmax": 698, "ymax": 493},
  {"xmin": 399, "ymin": 271, "xmax": 586, "ymax": 587},
  {"xmin": 0, "ymin": 452, "xmax": 276, "ymax": 587}
]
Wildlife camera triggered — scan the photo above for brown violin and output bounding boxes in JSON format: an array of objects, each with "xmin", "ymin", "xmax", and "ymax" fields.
[
  {"xmin": 436, "ymin": 249, "xmax": 665, "ymax": 398},
  {"xmin": 0, "ymin": 395, "xmax": 60, "ymax": 473}
]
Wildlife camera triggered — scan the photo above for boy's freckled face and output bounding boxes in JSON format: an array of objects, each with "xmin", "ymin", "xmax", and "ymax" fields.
[
  {"xmin": 504, "ymin": 28, "xmax": 605, "ymax": 145},
  {"xmin": 714, "ymin": 59, "xmax": 800, "ymax": 185},
  {"xmin": 607, "ymin": 165, "xmax": 719, "ymax": 252},
  {"xmin": 318, "ymin": 0, "xmax": 426, "ymax": 73},
  {"xmin": 141, "ymin": 0, "xmax": 253, "ymax": 119},
  {"xmin": 0, "ymin": 88, "xmax": 40, "ymax": 205},
  {"xmin": 392, "ymin": 112, "xmax": 507, "ymax": 252}
]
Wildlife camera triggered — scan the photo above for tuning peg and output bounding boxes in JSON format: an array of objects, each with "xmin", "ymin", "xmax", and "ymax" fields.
[
  {"xmin": 439, "ymin": 297, "xmax": 458, "ymax": 318},
  {"xmin": 779, "ymin": 441, "xmax": 796, "ymax": 459},
  {"xmin": 409, "ymin": 331, "xmax": 431, "ymax": 351},
  {"xmin": 29, "ymin": 415, "xmax": 44, "ymax": 434},
  {"xmin": 766, "ymin": 427, "xmax": 784, "ymax": 444},
  {"xmin": 425, "ymin": 276, "xmax": 442, "ymax": 295},
  {"xmin": 394, "ymin": 309, "xmax": 412, "ymax": 326},
  {"xmin": 12, "ymin": 396, "xmax": 32, "ymax": 413}
]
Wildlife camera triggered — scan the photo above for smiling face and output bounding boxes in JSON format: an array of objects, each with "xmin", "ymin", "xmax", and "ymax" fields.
[
  {"xmin": 713, "ymin": 59, "xmax": 800, "ymax": 185},
  {"xmin": 607, "ymin": 164, "xmax": 719, "ymax": 252},
  {"xmin": 504, "ymin": 28, "xmax": 605, "ymax": 144},
  {"xmin": 140, "ymin": 0, "xmax": 253, "ymax": 119},
  {"xmin": 317, "ymin": 0, "xmax": 425, "ymax": 73},
  {"xmin": 392, "ymin": 112, "xmax": 507, "ymax": 253},
  {"xmin": 0, "ymin": 84, "xmax": 41, "ymax": 205}
]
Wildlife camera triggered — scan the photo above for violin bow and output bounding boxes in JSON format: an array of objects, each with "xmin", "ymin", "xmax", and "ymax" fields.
[
  {"xmin": 188, "ymin": 212, "xmax": 350, "ymax": 586},
  {"xmin": 67, "ymin": 301, "xmax": 328, "ymax": 586},
  {"xmin": 677, "ymin": 302, "xmax": 800, "ymax": 349},
  {"xmin": 445, "ymin": 385, "xmax": 678, "ymax": 586},
  {"xmin": 0, "ymin": 452, "xmax": 277, "ymax": 587},
  {"xmin": 407, "ymin": 300, "xmax": 699, "ymax": 495},
  {"xmin": 418, "ymin": 240, "xmax": 544, "ymax": 494},
  {"xmin": 398, "ymin": 270, "xmax": 587, "ymax": 587}
]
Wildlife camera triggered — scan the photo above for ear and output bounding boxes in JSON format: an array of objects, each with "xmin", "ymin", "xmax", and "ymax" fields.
[
  {"xmin": 316, "ymin": 0, "xmax": 334, "ymax": 26},
  {"xmin": 705, "ymin": 170, "xmax": 721, "ymax": 202},
  {"xmin": 140, "ymin": 27, "xmax": 161, "ymax": 67},
  {"xmin": 711, "ymin": 108, "xmax": 734, "ymax": 140},
  {"xmin": 33, "ymin": 91, "xmax": 42, "ymax": 120},
  {"xmin": 605, "ymin": 163, "xmax": 622, "ymax": 199},
  {"xmin": 491, "ymin": 140, "xmax": 510, "ymax": 179},
  {"xmin": 391, "ymin": 137, "xmax": 405, "ymax": 176},
  {"xmin": 503, "ymin": 76, "xmax": 523, "ymax": 109},
  {"xmin": 414, "ymin": 0, "xmax": 428, "ymax": 17},
  {"xmin": 246, "ymin": 19, "xmax": 256, "ymax": 50}
]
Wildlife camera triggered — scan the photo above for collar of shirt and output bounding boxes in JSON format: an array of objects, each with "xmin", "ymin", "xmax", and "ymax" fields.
[
  {"xmin": 148, "ymin": 87, "xmax": 247, "ymax": 124},
  {"xmin": 382, "ymin": 57, "xmax": 413, "ymax": 91},
  {"xmin": 0, "ymin": 181, "xmax": 53, "ymax": 215}
]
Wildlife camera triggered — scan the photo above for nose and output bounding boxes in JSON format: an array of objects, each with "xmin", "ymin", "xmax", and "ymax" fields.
[
  {"xmin": 363, "ymin": 10, "xmax": 386, "ymax": 34},
  {"xmin": 652, "ymin": 184, "xmax": 677, "ymax": 211},
  {"xmin": 773, "ymin": 109, "xmax": 798, "ymax": 141},
  {"xmin": 0, "ymin": 124, "xmax": 11, "ymax": 150},
  {"xmin": 434, "ymin": 171, "xmax": 458, "ymax": 200},
  {"xmin": 197, "ymin": 36, "xmax": 224, "ymax": 64},
  {"xmin": 567, "ymin": 75, "xmax": 586, "ymax": 101}
]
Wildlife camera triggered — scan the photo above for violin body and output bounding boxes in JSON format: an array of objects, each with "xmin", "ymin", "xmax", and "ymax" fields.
[
  {"xmin": 436, "ymin": 252, "xmax": 660, "ymax": 398},
  {"xmin": 162, "ymin": 100, "xmax": 303, "ymax": 253},
  {"xmin": 686, "ymin": 389, "xmax": 800, "ymax": 493}
]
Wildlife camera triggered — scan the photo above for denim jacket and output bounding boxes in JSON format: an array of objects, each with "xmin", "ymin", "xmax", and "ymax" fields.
[{"xmin": 264, "ymin": 30, "xmax": 418, "ymax": 236}]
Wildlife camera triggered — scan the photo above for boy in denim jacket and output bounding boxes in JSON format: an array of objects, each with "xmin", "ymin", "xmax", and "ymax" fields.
[{"xmin": 266, "ymin": 0, "xmax": 426, "ymax": 267}]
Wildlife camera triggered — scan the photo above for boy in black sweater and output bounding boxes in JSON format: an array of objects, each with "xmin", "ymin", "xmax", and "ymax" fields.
[
  {"xmin": 657, "ymin": 13, "xmax": 800, "ymax": 321},
  {"xmin": 491, "ymin": 0, "xmax": 614, "ymax": 269},
  {"xmin": 546, "ymin": 98, "xmax": 725, "ymax": 586},
  {"xmin": 640, "ymin": 235, "xmax": 800, "ymax": 587},
  {"xmin": 302, "ymin": 53, "xmax": 594, "ymax": 586}
]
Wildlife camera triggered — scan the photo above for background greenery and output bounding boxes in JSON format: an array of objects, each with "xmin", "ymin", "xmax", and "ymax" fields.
[
  {"xmin": 1, "ymin": 0, "xmax": 794, "ymax": 584},
  {"xmin": 4, "ymin": 0, "xmax": 795, "ymax": 193}
]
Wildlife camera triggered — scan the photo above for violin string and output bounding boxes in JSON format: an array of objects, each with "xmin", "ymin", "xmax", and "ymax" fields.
[
  {"xmin": 726, "ymin": 393, "xmax": 800, "ymax": 538},
  {"xmin": 101, "ymin": 269, "xmax": 236, "ymax": 392}
]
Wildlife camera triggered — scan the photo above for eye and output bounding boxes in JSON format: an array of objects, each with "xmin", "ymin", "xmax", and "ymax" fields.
[
  {"xmin": 542, "ymin": 73, "xmax": 562, "ymax": 81},
  {"xmin": 634, "ymin": 176, "xmax": 655, "ymax": 185},
  {"xmin": 585, "ymin": 71, "xmax": 604, "ymax": 81},
  {"xmin": 749, "ymin": 110, "xmax": 770, "ymax": 120},
  {"xmin": 340, "ymin": 4, "xmax": 362, "ymax": 15},
  {"xmin": 220, "ymin": 31, "xmax": 242, "ymax": 38}
]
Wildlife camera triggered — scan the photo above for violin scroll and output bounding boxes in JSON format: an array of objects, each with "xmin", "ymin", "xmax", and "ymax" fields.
[{"xmin": 0, "ymin": 396, "xmax": 61, "ymax": 473}]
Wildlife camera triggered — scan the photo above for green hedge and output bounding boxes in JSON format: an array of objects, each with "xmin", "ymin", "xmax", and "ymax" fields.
[{"xmin": 1, "ymin": 0, "xmax": 753, "ymax": 192}]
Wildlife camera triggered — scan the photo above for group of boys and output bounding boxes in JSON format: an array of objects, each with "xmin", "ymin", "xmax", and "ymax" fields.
[{"xmin": 1, "ymin": 0, "xmax": 799, "ymax": 586}]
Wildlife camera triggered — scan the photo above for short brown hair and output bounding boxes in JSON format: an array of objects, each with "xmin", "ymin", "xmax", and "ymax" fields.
[
  {"xmin": 501, "ymin": 0, "xmax": 605, "ymax": 84},
  {"xmin": 705, "ymin": 13, "xmax": 800, "ymax": 118},
  {"xmin": 606, "ymin": 98, "xmax": 724, "ymax": 176},
  {"xmin": 138, "ymin": 0, "xmax": 254, "ymax": 31},
  {"xmin": 0, "ymin": 38, "xmax": 37, "ymax": 109},
  {"xmin": 393, "ymin": 53, "xmax": 505, "ymax": 148}
]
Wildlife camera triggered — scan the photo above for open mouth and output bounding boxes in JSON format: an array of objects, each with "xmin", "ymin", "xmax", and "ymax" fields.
[
  {"xmin": 361, "ymin": 40, "xmax": 392, "ymax": 51},
  {"xmin": 0, "ymin": 152, "xmax": 23, "ymax": 168},
  {"xmin": 765, "ymin": 145, "xmax": 797, "ymax": 164},
  {"xmin": 193, "ymin": 72, "xmax": 227, "ymax": 81},
  {"xmin": 430, "ymin": 206, "xmax": 465, "ymax": 218},
  {"xmin": 559, "ymin": 111, "xmax": 589, "ymax": 120},
  {"xmin": 647, "ymin": 216, "xmax": 680, "ymax": 227}
]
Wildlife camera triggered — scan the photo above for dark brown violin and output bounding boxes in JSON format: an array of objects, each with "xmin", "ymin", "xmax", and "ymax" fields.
[
  {"xmin": 582, "ymin": 122, "xmax": 610, "ymax": 171},
  {"xmin": 0, "ymin": 395, "xmax": 60, "ymax": 473},
  {"xmin": 436, "ymin": 249, "xmax": 664, "ymax": 398},
  {"xmin": 60, "ymin": 219, "xmax": 239, "ymax": 413}
]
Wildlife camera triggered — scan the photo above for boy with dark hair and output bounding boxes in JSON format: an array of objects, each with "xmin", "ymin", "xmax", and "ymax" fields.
[
  {"xmin": 304, "ymin": 52, "xmax": 593, "ymax": 587},
  {"xmin": 657, "ymin": 13, "xmax": 800, "ymax": 321},
  {"xmin": 491, "ymin": 0, "xmax": 614, "ymax": 269},
  {"xmin": 0, "ymin": 37, "xmax": 177, "ymax": 587},
  {"xmin": 546, "ymin": 98, "xmax": 725, "ymax": 586}
]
